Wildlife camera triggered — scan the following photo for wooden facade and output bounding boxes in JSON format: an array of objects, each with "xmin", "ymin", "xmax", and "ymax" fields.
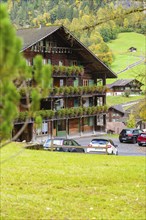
[
  {"xmin": 107, "ymin": 79, "xmax": 143, "ymax": 96},
  {"xmin": 14, "ymin": 25, "xmax": 117, "ymax": 142},
  {"xmin": 107, "ymin": 105, "xmax": 125, "ymax": 122}
]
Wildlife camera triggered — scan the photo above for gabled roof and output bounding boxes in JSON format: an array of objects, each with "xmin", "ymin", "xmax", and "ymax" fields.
[
  {"xmin": 109, "ymin": 104, "xmax": 125, "ymax": 114},
  {"xmin": 108, "ymin": 79, "xmax": 143, "ymax": 88},
  {"xmin": 17, "ymin": 26, "xmax": 60, "ymax": 51},
  {"xmin": 17, "ymin": 25, "xmax": 117, "ymax": 79}
]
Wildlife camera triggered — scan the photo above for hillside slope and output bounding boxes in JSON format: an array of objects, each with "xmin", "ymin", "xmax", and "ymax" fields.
[{"xmin": 107, "ymin": 32, "xmax": 145, "ymax": 84}]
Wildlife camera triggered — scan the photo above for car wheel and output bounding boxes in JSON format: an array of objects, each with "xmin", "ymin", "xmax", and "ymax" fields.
[
  {"xmin": 132, "ymin": 137, "xmax": 137, "ymax": 144},
  {"xmin": 138, "ymin": 143, "xmax": 142, "ymax": 146},
  {"xmin": 71, "ymin": 148, "xmax": 77, "ymax": 152},
  {"xmin": 119, "ymin": 139, "xmax": 123, "ymax": 143}
]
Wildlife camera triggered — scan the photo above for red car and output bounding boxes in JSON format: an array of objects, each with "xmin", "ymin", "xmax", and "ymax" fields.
[{"xmin": 137, "ymin": 133, "xmax": 146, "ymax": 146}]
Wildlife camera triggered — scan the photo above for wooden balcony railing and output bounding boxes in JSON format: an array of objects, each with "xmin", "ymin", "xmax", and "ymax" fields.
[
  {"xmin": 52, "ymin": 65, "xmax": 84, "ymax": 77},
  {"xmin": 19, "ymin": 85, "xmax": 107, "ymax": 97},
  {"xmin": 16, "ymin": 105, "xmax": 108, "ymax": 122}
]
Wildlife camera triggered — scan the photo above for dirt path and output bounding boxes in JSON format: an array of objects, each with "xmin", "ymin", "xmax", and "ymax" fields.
[{"xmin": 117, "ymin": 57, "xmax": 145, "ymax": 74}]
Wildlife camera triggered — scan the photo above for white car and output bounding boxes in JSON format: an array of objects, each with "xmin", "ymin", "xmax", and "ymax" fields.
[{"xmin": 87, "ymin": 138, "xmax": 118, "ymax": 155}]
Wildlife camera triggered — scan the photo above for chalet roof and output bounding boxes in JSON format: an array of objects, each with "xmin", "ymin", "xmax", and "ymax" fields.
[
  {"xmin": 109, "ymin": 104, "xmax": 125, "ymax": 114},
  {"xmin": 108, "ymin": 79, "xmax": 143, "ymax": 88},
  {"xmin": 17, "ymin": 26, "xmax": 60, "ymax": 51},
  {"xmin": 17, "ymin": 25, "xmax": 117, "ymax": 79}
]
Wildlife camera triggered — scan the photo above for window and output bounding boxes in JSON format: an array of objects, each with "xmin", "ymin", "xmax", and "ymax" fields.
[
  {"xmin": 83, "ymin": 79, "xmax": 89, "ymax": 86},
  {"xmin": 74, "ymin": 78, "xmax": 79, "ymax": 87},
  {"xmin": 89, "ymin": 117, "xmax": 94, "ymax": 126},
  {"xmin": 36, "ymin": 121, "xmax": 48, "ymax": 135},
  {"xmin": 60, "ymin": 79, "xmax": 64, "ymax": 86},
  {"xmin": 43, "ymin": 59, "xmax": 47, "ymax": 64},
  {"xmin": 74, "ymin": 98, "xmax": 79, "ymax": 107},
  {"xmin": 48, "ymin": 59, "xmax": 51, "ymax": 64},
  {"xmin": 97, "ymin": 116, "xmax": 104, "ymax": 125},
  {"xmin": 89, "ymin": 79, "xmax": 94, "ymax": 86},
  {"xmin": 26, "ymin": 59, "xmax": 31, "ymax": 66},
  {"xmin": 97, "ymin": 97, "xmax": 103, "ymax": 106},
  {"xmin": 59, "ymin": 61, "xmax": 63, "ymax": 66},
  {"xmin": 72, "ymin": 60, "xmax": 77, "ymax": 66},
  {"xmin": 58, "ymin": 120, "xmax": 66, "ymax": 131}
]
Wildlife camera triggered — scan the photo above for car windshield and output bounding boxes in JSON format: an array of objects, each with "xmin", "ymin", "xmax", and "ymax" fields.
[
  {"xmin": 71, "ymin": 140, "xmax": 80, "ymax": 146},
  {"xmin": 45, "ymin": 139, "xmax": 63, "ymax": 145},
  {"xmin": 91, "ymin": 139, "xmax": 108, "ymax": 145},
  {"xmin": 141, "ymin": 133, "xmax": 146, "ymax": 138},
  {"xmin": 53, "ymin": 140, "xmax": 63, "ymax": 145},
  {"xmin": 125, "ymin": 130, "xmax": 132, "ymax": 134}
]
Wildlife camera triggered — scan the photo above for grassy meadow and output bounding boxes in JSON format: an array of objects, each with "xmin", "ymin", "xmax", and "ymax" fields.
[
  {"xmin": 106, "ymin": 95, "xmax": 145, "ymax": 106},
  {"xmin": 107, "ymin": 32, "xmax": 145, "ymax": 85},
  {"xmin": 1, "ymin": 143, "xmax": 146, "ymax": 220}
]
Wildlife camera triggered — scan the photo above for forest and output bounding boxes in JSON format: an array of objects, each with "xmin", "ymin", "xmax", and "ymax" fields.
[{"xmin": 2, "ymin": 0, "xmax": 145, "ymax": 66}]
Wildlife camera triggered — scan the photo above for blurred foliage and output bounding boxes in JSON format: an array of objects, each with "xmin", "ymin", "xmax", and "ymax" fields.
[
  {"xmin": 0, "ymin": 5, "xmax": 52, "ymax": 142},
  {"xmin": 1, "ymin": 0, "xmax": 145, "ymax": 66}
]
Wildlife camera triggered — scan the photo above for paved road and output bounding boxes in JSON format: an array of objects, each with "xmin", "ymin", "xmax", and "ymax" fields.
[{"xmin": 74, "ymin": 135, "xmax": 146, "ymax": 156}]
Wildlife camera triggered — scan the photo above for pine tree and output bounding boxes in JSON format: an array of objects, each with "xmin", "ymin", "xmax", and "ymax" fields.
[
  {"xmin": 0, "ymin": 4, "xmax": 22, "ymax": 140},
  {"xmin": 0, "ymin": 4, "xmax": 52, "ymax": 145}
]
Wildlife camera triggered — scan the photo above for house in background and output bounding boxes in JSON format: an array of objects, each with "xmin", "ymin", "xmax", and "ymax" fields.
[
  {"xmin": 13, "ymin": 25, "xmax": 117, "ymax": 142},
  {"xmin": 128, "ymin": 47, "xmax": 137, "ymax": 52},
  {"xmin": 107, "ymin": 104, "xmax": 125, "ymax": 122},
  {"xmin": 107, "ymin": 79, "xmax": 143, "ymax": 96},
  {"xmin": 106, "ymin": 104, "xmax": 125, "ymax": 134}
]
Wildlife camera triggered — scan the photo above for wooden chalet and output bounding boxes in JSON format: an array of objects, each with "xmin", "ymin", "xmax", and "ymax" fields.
[
  {"xmin": 106, "ymin": 104, "xmax": 126, "ymax": 134},
  {"xmin": 107, "ymin": 105, "xmax": 125, "ymax": 122},
  {"xmin": 107, "ymin": 79, "xmax": 143, "ymax": 96},
  {"xmin": 14, "ymin": 25, "xmax": 117, "ymax": 142}
]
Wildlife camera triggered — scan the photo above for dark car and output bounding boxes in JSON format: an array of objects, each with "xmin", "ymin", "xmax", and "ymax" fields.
[
  {"xmin": 119, "ymin": 129, "xmax": 143, "ymax": 144},
  {"xmin": 137, "ymin": 133, "xmax": 146, "ymax": 146},
  {"xmin": 43, "ymin": 138, "xmax": 85, "ymax": 153}
]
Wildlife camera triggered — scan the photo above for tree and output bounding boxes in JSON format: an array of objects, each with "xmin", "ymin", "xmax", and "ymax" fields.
[
  {"xmin": 127, "ymin": 112, "xmax": 136, "ymax": 128},
  {"xmin": 0, "ymin": 4, "xmax": 22, "ymax": 140},
  {"xmin": 134, "ymin": 66, "xmax": 146, "ymax": 122},
  {"xmin": 138, "ymin": 102, "xmax": 146, "ymax": 121},
  {"xmin": 0, "ymin": 4, "xmax": 52, "ymax": 147}
]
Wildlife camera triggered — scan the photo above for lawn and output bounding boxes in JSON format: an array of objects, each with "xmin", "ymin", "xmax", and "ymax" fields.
[
  {"xmin": 0, "ymin": 143, "xmax": 146, "ymax": 220},
  {"xmin": 107, "ymin": 32, "xmax": 145, "ymax": 85},
  {"xmin": 106, "ymin": 95, "xmax": 144, "ymax": 106},
  {"xmin": 107, "ymin": 32, "xmax": 145, "ymax": 56}
]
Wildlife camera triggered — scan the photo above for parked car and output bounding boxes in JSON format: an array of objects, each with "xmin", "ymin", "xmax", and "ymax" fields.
[
  {"xmin": 87, "ymin": 138, "xmax": 118, "ymax": 155},
  {"xmin": 137, "ymin": 133, "xmax": 146, "ymax": 146},
  {"xmin": 119, "ymin": 128, "xmax": 143, "ymax": 144},
  {"xmin": 43, "ymin": 138, "xmax": 85, "ymax": 153}
]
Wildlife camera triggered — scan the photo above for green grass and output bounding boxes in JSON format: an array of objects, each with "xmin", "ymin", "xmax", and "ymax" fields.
[
  {"xmin": 107, "ymin": 32, "xmax": 145, "ymax": 55},
  {"xmin": 1, "ymin": 143, "xmax": 146, "ymax": 220},
  {"xmin": 106, "ymin": 95, "xmax": 144, "ymax": 106},
  {"xmin": 107, "ymin": 32, "xmax": 145, "ymax": 85}
]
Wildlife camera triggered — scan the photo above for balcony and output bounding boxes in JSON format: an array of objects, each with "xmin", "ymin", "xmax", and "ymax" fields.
[
  {"xmin": 19, "ymin": 85, "xmax": 107, "ymax": 99},
  {"xmin": 31, "ymin": 45, "xmax": 73, "ymax": 54},
  {"xmin": 52, "ymin": 65, "xmax": 84, "ymax": 77},
  {"xmin": 15, "ymin": 105, "xmax": 108, "ymax": 123}
]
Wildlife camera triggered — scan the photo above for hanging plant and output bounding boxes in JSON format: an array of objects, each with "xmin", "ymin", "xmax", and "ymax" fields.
[
  {"xmin": 58, "ymin": 86, "xmax": 64, "ymax": 95},
  {"xmin": 64, "ymin": 86, "xmax": 71, "ymax": 95},
  {"xmin": 74, "ymin": 87, "xmax": 79, "ymax": 94},
  {"xmin": 53, "ymin": 87, "xmax": 60, "ymax": 95},
  {"xmin": 52, "ymin": 65, "xmax": 59, "ymax": 74},
  {"xmin": 46, "ymin": 110, "xmax": 55, "ymax": 119},
  {"xmin": 68, "ymin": 108, "xmax": 75, "ymax": 117},
  {"xmin": 69, "ymin": 86, "xmax": 74, "ymax": 94}
]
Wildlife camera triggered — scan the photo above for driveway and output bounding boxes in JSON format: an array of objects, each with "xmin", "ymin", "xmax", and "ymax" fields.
[{"xmin": 75, "ymin": 135, "xmax": 146, "ymax": 156}]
